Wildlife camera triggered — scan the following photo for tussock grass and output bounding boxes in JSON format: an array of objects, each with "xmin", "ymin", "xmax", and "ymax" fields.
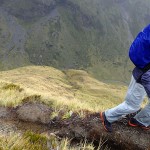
[
  {"xmin": 0, "ymin": 131, "xmax": 109, "ymax": 150},
  {"xmin": 0, "ymin": 65, "xmax": 128, "ymax": 111},
  {"xmin": 22, "ymin": 95, "xmax": 41, "ymax": 103},
  {"xmin": 0, "ymin": 65, "xmax": 147, "ymax": 113},
  {"xmin": 2, "ymin": 83, "xmax": 23, "ymax": 92},
  {"xmin": 0, "ymin": 132, "xmax": 47, "ymax": 150}
]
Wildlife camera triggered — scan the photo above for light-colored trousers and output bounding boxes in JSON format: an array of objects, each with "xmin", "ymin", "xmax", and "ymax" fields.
[{"xmin": 105, "ymin": 76, "xmax": 150, "ymax": 127}]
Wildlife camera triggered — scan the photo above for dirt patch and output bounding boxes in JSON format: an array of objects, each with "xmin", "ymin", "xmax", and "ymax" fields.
[
  {"xmin": 0, "ymin": 107, "xmax": 10, "ymax": 118},
  {"xmin": 0, "ymin": 107, "xmax": 17, "ymax": 120},
  {"xmin": 16, "ymin": 102, "xmax": 52, "ymax": 124},
  {"xmin": 49, "ymin": 112, "xmax": 150, "ymax": 150}
]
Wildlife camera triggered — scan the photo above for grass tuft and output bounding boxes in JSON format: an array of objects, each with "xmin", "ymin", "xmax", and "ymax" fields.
[
  {"xmin": 22, "ymin": 95, "xmax": 41, "ymax": 103},
  {"xmin": 2, "ymin": 83, "xmax": 23, "ymax": 92}
]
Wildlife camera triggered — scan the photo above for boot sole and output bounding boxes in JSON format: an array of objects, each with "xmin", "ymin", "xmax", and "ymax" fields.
[
  {"xmin": 128, "ymin": 120, "xmax": 138, "ymax": 127},
  {"xmin": 128, "ymin": 121, "xmax": 150, "ymax": 130}
]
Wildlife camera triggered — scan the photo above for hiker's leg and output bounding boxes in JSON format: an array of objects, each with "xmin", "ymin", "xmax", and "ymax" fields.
[
  {"xmin": 105, "ymin": 76, "xmax": 146, "ymax": 123},
  {"xmin": 134, "ymin": 100, "xmax": 150, "ymax": 127},
  {"xmin": 134, "ymin": 71, "xmax": 150, "ymax": 127}
]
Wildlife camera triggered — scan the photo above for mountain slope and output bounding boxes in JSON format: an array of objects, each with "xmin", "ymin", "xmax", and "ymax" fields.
[
  {"xmin": 0, "ymin": 0, "xmax": 150, "ymax": 81},
  {"xmin": 0, "ymin": 65, "xmax": 149, "ymax": 150},
  {"xmin": 0, "ymin": 65, "xmax": 127, "ymax": 111}
]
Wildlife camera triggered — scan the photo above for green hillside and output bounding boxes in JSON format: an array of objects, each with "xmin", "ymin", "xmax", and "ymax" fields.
[{"xmin": 0, "ymin": 0, "xmax": 150, "ymax": 82}]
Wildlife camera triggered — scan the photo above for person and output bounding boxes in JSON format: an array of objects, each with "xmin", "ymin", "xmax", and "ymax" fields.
[{"xmin": 100, "ymin": 24, "xmax": 150, "ymax": 132}]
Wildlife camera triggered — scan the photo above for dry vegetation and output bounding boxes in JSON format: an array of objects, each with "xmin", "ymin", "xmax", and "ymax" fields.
[
  {"xmin": 0, "ymin": 131, "xmax": 108, "ymax": 150},
  {"xmin": 0, "ymin": 65, "xmax": 127, "ymax": 112}
]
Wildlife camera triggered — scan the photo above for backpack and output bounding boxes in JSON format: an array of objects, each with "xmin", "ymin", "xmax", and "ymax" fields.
[{"xmin": 129, "ymin": 24, "xmax": 150, "ymax": 69}]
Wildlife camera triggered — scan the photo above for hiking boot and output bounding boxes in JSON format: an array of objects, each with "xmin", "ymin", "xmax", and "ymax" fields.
[
  {"xmin": 100, "ymin": 112, "xmax": 112, "ymax": 132},
  {"xmin": 128, "ymin": 118, "xmax": 150, "ymax": 130}
]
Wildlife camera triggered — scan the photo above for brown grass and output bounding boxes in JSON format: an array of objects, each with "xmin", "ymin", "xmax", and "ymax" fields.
[{"xmin": 0, "ymin": 65, "xmax": 133, "ymax": 112}]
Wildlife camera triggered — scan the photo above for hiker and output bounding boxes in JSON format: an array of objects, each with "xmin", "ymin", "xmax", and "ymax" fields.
[{"xmin": 100, "ymin": 24, "xmax": 150, "ymax": 132}]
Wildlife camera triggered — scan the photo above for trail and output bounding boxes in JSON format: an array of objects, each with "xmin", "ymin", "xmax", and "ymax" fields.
[{"xmin": 0, "ymin": 104, "xmax": 149, "ymax": 150}]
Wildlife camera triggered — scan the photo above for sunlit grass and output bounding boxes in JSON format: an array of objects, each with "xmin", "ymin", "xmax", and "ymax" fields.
[
  {"xmin": 0, "ymin": 65, "xmax": 129, "ymax": 112},
  {"xmin": 0, "ymin": 65, "xmax": 147, "ymax": 115},
  {"xmin": 0, "ymin": 132, "xmax": 47, "ymax": 150},
  {"xmin": 0, "ymin": 131, "xmax": 109, "ymax": 150}
]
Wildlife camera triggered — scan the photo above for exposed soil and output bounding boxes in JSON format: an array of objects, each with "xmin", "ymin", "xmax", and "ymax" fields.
[{"xmin": 0, "ymin": 102, "xmax": 150, "ymax": 150}]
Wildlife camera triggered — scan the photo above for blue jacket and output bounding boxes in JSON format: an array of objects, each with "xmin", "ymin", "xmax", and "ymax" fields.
[
  {"xmin": 129, "ymin": 24, "xmax": 150, "ymax": 69},
  {"xmin": 130, "ymin": 24, "xmax": 150, "ymax": 97}
]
